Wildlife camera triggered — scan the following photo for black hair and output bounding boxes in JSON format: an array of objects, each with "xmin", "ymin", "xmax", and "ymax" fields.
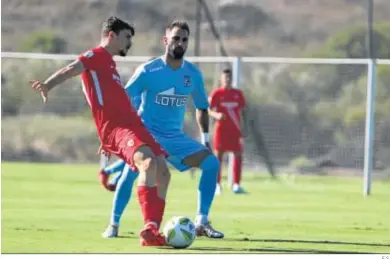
[{"xmin": 102, "ymin": 16, "xmax": 135, "ymax": 37}]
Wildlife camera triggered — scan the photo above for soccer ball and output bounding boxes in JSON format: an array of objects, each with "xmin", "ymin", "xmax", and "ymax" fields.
[{"xmin": 163, "ymin": 216, "xmax": 196, "ymax": 249}]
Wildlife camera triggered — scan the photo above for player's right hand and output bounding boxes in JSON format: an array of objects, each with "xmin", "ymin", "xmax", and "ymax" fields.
[
  {"xmin": 216, "ymin": 113, "xmax": 226, "ymax": 120},
  {"xmin": 29, "ymin": 80, "xmax": 49, "ymax": 103}
]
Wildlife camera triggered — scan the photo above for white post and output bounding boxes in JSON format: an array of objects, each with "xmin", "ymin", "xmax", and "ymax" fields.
[
  {"xmin": 232, "ymin": 57, "xmax": 241, "ymax": 89},
  {"xmin": 363, "ymin": 58, "xmax": 377, "ymax": 196},
  {"xmin": 227, "ymin": 57, "xmax": 242, "ymax": 187}
]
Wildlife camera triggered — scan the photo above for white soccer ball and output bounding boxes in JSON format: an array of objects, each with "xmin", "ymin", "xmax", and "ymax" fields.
[{"xmin": 163, "ymin": 216, "xmax": 196, "ymax": 249}]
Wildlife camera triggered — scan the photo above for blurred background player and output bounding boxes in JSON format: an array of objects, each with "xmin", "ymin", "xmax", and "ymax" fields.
[
  {"xmin": 29, "ymin": 16, "xmax": 170, "ymax": 247},
  {"xmin": 209, "ymin": 68, "xmax": 247, "ymax": 195},
  {"xmin": 99, "ymin": 20, "xmax": 224, "ymax": 239}
]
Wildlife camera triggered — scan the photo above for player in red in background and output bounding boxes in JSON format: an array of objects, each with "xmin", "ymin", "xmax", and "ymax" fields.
[
  {"xmin": 209, "ymin": 68, "xmax": 247, "ymax": 195},
  {"xmin": 29, "ymin": 16, "xmax": 170, "ymax": 246}
]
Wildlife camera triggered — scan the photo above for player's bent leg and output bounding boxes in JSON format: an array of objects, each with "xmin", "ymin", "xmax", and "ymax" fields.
[
  {"xmin": 102, "ymin": 165, "xmax": 138, "ymax": 238},
  {"xmin": 182, "ymin": 150, "xmax": 224, "ymax": 239},
  {"xmin": 99, "ymin": 159, "xmax": 126, "ymax": 192},
  {"xmin": 133, "ymin": 146, "xmax": 168, "ymax": 246},
  {"xmin": 104, "ymin": 159, "xmax": 127, "ymax": 175},
  {"xmin": 108, "ymin": 127, "xmax": 168, "ymax": 246}
]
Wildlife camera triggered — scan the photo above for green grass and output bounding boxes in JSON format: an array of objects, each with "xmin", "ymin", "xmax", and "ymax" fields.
[{"xmin": 2, "ymin": 162, "xmax": 390, "ymax": 254}]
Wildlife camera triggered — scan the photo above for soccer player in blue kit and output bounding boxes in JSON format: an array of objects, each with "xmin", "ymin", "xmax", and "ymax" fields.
[{"xmin": 100, "ymin": 21, "xmax": 224, "ymax": 239}]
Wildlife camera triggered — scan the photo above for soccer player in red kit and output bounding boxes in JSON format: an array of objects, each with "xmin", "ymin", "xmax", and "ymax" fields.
[
  {"xmin": 209, "ymin": 69, "xmax": 247, "ymax": 195},
  {"xmin": 29, "ymin": 16, "xmax": 170, "ymax": 246}
]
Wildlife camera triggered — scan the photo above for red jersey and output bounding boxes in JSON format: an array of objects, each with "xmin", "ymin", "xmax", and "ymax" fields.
[
  {"xmin": 209, "ymin": 87, "xmax": 246, "ymax": 137},
  {"xmin": 77, "ymin": 46, "xmax": 143, "ymax": 142}
]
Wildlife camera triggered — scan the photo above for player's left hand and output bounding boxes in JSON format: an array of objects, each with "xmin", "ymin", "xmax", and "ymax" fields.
[{"xmin": 29, "ymin": 80, "xmax": 49, "ymax": 103}]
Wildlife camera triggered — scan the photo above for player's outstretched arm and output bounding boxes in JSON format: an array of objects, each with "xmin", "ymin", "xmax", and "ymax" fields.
[{"xmin": 29, "ymin": 60, "xmax": 85, "ymax": 103}]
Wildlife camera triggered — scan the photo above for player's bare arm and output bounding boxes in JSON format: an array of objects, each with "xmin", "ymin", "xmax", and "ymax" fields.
[
  {"xmin": 181, "ymin": 109, "xmax": 211, "ymax": 167},
  {"xmin": 30, "ymin": 60, "xmax": 85, "ymax": 103},
  {"xmin": 208, "ymin": 108, "xmax": 225, "ymax": 120},
  {"xmin": 196, "ymin": 109, "xmax": 210, "ymax": 147}
]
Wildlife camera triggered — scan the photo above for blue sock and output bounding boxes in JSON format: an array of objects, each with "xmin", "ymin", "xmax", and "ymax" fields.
[
  {"xmin": 110, "ymin": 164, "xmax": 139, "ymax": 226},
  {"xmin": 197, "ymin": 154, "xmax": 220, "ymax": 220},
  {"xmin": 104, "ymin": 159, "xmax": 126, "ymax": 175}
]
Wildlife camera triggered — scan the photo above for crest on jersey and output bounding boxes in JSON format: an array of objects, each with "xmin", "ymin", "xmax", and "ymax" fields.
[
  {"xmin": 83, "ymin": 50, "xmax": 94, "ymax": 58},
  {"xmin": 184, "ymin": 75, "xmax": 191, "ymax": 87},
  {"xmin": 127, "ymin": 139, "xmax": 134, "ymax": 147}
]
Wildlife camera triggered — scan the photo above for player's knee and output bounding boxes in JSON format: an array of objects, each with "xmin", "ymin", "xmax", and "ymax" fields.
[
  {"xmin": 140, "ymin": 157, "xmax": 157, "ymax": 173},
  {"xmin": 199, "ymin": 154, "xmax": 220, "ymax": 173},
  {"xmin": 133, "ymin": 146, "xmax": 158, "ymax": 173}
]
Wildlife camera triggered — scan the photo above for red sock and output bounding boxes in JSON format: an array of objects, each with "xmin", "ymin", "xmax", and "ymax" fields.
[
  {"xmin": 233, "ymin": 155, "xmax": 242, "ymax": 185},
  {"xmin": 137, "ymin": 186, "xmax": 160, "ymax": 225},
  {"xmin": 217, "ymin": 152, "xmax": 223, "ymax": 184}
]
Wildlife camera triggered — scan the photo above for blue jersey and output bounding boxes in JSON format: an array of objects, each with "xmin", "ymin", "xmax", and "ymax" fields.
[{"xmin": 125, "ymin": 57, "xmax": 209, "ymax": 136}]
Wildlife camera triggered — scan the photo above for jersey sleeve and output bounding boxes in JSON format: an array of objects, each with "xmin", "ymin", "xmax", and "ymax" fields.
[
  {"xmin": 77, "ymin": 50, "xmax": 98, "ymax": 70},
  {"xmin": 125, "ymin": 65, "xmax": 147, "ymax": 111},
  {"xmin": 191, "ymin": 69, "xmax": 209, "ymax": 109},
  {"xmin": 208, "ymin": 89, "xmax": 218, "ymax": 109}
]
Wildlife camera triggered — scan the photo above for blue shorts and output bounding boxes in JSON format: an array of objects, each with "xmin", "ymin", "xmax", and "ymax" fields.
[{"xmin": 154, "ymin": 132, "xmax": 207, "ymax": 172}]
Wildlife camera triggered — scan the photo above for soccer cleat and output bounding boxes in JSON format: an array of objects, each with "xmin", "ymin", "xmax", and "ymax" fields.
[
  {"xmin": 215, "ymin": 183, "xmax": 222, "ymax": 196},
  {"xmin": 102, "ymin": 225, "xmax": 119, "ymax": 238},
  {"xmin": 139, "ymin": 222, "xmax": 167, "ymax": 246},
  {"xmin": 98, "ymin": 170, "xmax": 116, "ymax": 192},
  {"xmin": 232, "ymin": 184, "xmax": 248, "ymax": 194},
  {"xmin": 196, "ymin": 222, "xmax": 224, "ymax": 239}
]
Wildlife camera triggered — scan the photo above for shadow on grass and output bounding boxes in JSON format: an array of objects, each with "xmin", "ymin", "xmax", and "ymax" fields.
[
  {"xmin": 158, "ymin": 246, "xmax": 372, "ymax": 254},
  {"xmin": 157, "ymin": 238, "xmax": 389, "ymax": 254},
  {"xmin": 224, "ymin": 238, "xmax": 390, "ymax": 248},
  {"xmin": 116, "ymin": 234, "xmax": 388, "ymax": 253}
]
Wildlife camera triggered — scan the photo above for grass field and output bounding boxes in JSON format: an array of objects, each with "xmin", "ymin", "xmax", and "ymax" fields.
[{"xmin": 2, "ymin": 162, "xmax": 390, "ymax": 254}]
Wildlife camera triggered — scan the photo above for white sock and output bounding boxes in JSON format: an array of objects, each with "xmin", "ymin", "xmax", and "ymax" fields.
[{"xmin": 195, "ymin": 214, "xmax": 208, "ymax": 225}]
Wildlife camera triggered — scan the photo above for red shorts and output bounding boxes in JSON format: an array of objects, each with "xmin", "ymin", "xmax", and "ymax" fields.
[
  {"xmin": 213, "ymin": 131, "xmax": 243, "ymax": 152},
  {"xmin": 105, "ymin": 126, "xmax": 166, "ymax": 171}
]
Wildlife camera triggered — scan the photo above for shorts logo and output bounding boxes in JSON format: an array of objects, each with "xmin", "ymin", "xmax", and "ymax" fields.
[{"xmin": 127, "ymin": 139, "xmax": 134, "ymax": 147}]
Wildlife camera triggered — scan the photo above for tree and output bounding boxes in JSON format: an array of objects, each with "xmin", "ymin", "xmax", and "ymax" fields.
[{"xmin": 19, "ymin": 30, "xmax": 67, "ymax": 53}]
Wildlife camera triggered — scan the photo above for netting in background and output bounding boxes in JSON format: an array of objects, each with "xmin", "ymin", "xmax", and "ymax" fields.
[
  {"xmin": 240, "ymin": 62, "xmax": 370, "ymax": 175},
  {"xmin": 2, "ymin": 57, "xmax": 390, "ymax": 177}
]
